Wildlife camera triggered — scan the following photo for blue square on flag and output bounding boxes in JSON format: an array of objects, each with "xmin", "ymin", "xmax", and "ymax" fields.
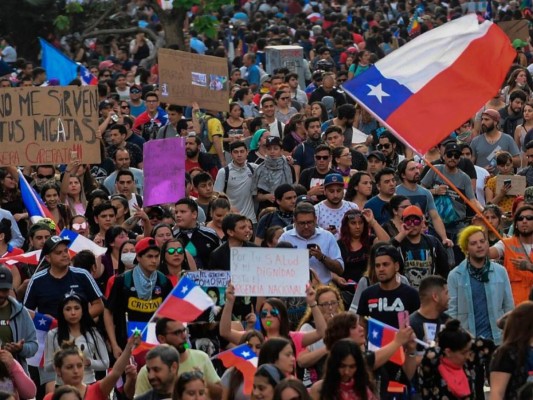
[
  {"xmin": 128, "ymin": 321, "xmax": 148, "ymax": 341},
  {"xmin": 34, "ymin": 313, "xmax": 54, "ymax": 331}
]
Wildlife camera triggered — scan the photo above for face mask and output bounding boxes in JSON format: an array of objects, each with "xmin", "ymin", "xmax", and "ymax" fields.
[{"xmin": 121, "ymin": 253, "xmax": 136, "ymax": 265}]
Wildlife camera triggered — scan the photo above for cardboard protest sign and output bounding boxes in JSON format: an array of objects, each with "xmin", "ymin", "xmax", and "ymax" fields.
[
  {"xmin": 497, "ymin": 19, "xmax": 529, "ymax": 41},
  {"xmin": 0, "ymin": 86, "xmax": 100, "ymax": 166},
  {"xmin": 158, "ymin": 48, "xmax": 229, "ymax": 113},
  {"xmin": 496, "ymin": 175, "xmax": 526, "ymax": 196},
  {"xmin": 231, "ymin": 248, "xmax": 309, "ymax": 297},
  {"xmin": 143, "ymin": 137, "xmax": 185, "ymax": 206},
  {"xmin": 185, "ymin": 270, "xmax": 231, "ymax": 307}
]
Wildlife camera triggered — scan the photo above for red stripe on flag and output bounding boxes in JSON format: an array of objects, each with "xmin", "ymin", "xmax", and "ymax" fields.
[{"xmin": 156, "ymin": 296, "xmax": 206, "ymax": 322}]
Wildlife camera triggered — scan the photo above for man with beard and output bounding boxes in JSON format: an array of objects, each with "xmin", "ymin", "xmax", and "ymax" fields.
[
  {"xmin": 489, "ymin": 204, "xmax": 533, "ymax": 305},
  {"xmin": 298, "ymin": 144, "xmax": 336, "ymax": 203},
  {"xmin": 134, "ymin": 318, "xmax": 221, "ymax": 398},
  {"xmin": 314, "ymin": 173, "xmax": 358, "ymax": 239},
  {"xmin": 421, "ymin": 143, "xmax": 482, "ymax": 263},
  {"xmin": 377, "ymin": 131, "xmax": 405, "ymax": 170},
  {"xmin": 293, "ymin": 117, "xmax": 324, "ymax": 179},
  {"xmin": 499, "ymin": 89, "xmax": 526, "ymax": 136},
  {"xmin": 185, "ymin": 135, "xmax": 219, "ymax": 179},
  {"xmin": 448, "ymin": 226, "xmax": 514, "ymax": 345},
  {"xmin": 135, "ymin": 345, "xmax": 180, "ymax": 400},
  {"xmin": 396, "ymin": 159, "xmax": 452, "ymax": 247},
  {"xmin": 391, "ymin": 205, "xmax": 449, "ymax": 288},
  {"xmin": 470, "ymin": 109, "xmax": 520, "ymax": 171}
]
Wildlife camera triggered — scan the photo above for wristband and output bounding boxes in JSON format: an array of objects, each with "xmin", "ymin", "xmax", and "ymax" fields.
[{"xmin": 309, "ymin": 302, "xmax": 318, "ymax": 308}]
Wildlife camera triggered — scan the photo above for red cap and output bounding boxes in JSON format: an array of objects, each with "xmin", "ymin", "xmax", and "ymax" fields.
[
  {"xmin": 135, "ymin": 237, "xmax": 159, "ymax": 256},
  {"xmin": 402, "ymin": 205, "xmax": 424, "ymax": 219}
]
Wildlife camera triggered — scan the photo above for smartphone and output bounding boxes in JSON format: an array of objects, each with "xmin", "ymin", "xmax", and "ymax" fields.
[
  {"xmin": 504, "ymin": 179, "xmax": 512, "ymax": 186},
  {"xmin": 398, "ymin": 310, "xmax": 410, "ymax": 328},
  {"xmin": 306, "ymin": 244, "xmax": 317, "ymax": 250}
]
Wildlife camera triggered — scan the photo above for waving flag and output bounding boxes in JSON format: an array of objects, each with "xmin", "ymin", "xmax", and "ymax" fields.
[
  {"xmin": 27, "ymin": 313, "xmax": 58, "ymax": 367},
  {"xmin": 18, "ymin": 170, "xmax": 58, "ymax": 233},
  {"xmin": 342, "ymin": 15, "xmax": 515, "ymax": 155},
  {"xmin": 407, "ymin": 10, "xmax": 421, "ymax": 37},
  {"xmin": 0, "ymin": 250, "xmax": 41, "ymax": 266},
  {"xmin": 367, "ymin": 317, "xmax": 405, "ymax": 365},
  {"xmin": 59, "ymin": 229, "xmax": 107, "ymax": 257},
  {"xmin": 128, "ymin": 321, "xmax": 159, "ymax": 356},
  {"xmin": 216, "ymin": 344, "xmax": 257, "ymax": 394},
  {"xmin": 39, "ymin": 38, "xmax": 97, "ymax": 86},
  {"xmin": 155, "ymin": 276, "xmax": 214, "ymax": 322}
]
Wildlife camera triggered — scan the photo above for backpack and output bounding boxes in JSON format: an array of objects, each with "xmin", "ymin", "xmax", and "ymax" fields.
[
  {"xmin": 223, "ymin": 164, "xmax": 255, "ymax": 193},
  {"xmin": 199, "ymin": 116, "xmax": 213, "ymax": 152}
]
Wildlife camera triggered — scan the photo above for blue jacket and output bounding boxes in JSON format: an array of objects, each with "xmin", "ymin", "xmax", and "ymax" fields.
[
  {"xmin": 7, "ymin": 297, "xmax": 38, "ymax": 372},
  {"xmin": 447, "ymin": 260, "xmax": 514, "ymax": 344}
]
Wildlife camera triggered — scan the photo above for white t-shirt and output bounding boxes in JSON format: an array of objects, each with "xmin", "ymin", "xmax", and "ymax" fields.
[
  {"xmin": 314, "ymin": 200, "xmax": 358, "ymax": 239},
  {"xmin": 474, "ymin": 165, "xmax": 490, "ymax": 206}
]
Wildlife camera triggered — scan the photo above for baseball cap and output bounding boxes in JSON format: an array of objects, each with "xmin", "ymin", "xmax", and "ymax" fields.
[
  {"xmin": 135, "ymin": 237, "xmax": 160, "ymax": 257},
  {"xmin": 0, "ymin": 266, "xmax": 13, "ymax": 290},
  {"xmin": 147, "ymin": 206, "xmax": 165, "ymax": 219},
  {"xmin": 444, "ymin": 143, "xmax": 461, "ymax": 153},
  {"xmin": 99, "ymin": 100, "xmax": 112, "ymax": 111},
  {"xmin": 296, "ymin": 195, "xmax": 313, "ymax": 205},
  {"xmin": 99, "ymin": 60, "xmax": 114, "ymax": 70},
  {"xmin": 324, "ymin": 173, "xmax": 345, "ymax": 187},
  {"xmin": 482, "ymin": 108, "xmax": 501, "ymax": 123},
  {"xmin": 402, "ymin": 205, "xmax": 424, "ymax": 219},
  {"xmin": 265, "ymin": 136, "xmax": 282, "ymax": 147},
  {"xmin": 439, "ymin": 137, "xmax": 457, "ymax": 147},
  {"xmin": 367, "ymin": 151, "xmax": 386, "ymax": 163},
  {"xmin": 41, "ymin": 236, "xmax": 71, "ymax": 259}
]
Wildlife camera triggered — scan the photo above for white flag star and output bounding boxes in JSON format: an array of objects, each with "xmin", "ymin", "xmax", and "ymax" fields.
[
  {"xmin": 367, "ymin": 83, "xmax": 390, "ymax": 103},
  {"xmin": 38, "ymin": 318, "xmax": 47, "ymax": 326},
  {"xmin": 241, "ymin": 351, "xmax": 250, "ymax": 358},
  {"xmin": 372, "ymin": 330, "xmax": 378, "ymax": 339},
  {"xmin": 181, "ymin": 285, "xmax": 189, "ymax": 294}
]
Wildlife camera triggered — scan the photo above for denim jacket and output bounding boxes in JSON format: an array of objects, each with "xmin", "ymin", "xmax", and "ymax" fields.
[{"xmin": 447, "ymin": 260, "xmax": 514, "ymax": 344}]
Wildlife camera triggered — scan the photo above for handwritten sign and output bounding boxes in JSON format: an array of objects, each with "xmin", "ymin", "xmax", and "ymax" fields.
[
  {"xmin": 143, "ymin": 137, "xmax": 185, "ymax": 206},
  {"xmin": 0, "ymin": 86, "xmax": 100, "ymax": 166},
  {"xmin": 185, "ymin": 270, "xmax": 231, "ymax": 308},
  {"xmin": 158, "ymin": 48, "xmax": 229, "ymax": 113},
  {"xmin": 231, "ymin": 248, "xmax": 309, "ymax": 297}
]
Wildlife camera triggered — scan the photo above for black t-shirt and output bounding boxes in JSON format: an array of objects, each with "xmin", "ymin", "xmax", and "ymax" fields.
[
  {"xmin": 299, "ymin": 167, "xmax": 335, "ymax": 202},
  {"xmin": 409, "ymin": 311, "xmax": 449, "ymax": 352},
  {"xmin": 357, "ymin": 283, "xmax": 420, "ymax": 328},
  {"xmin": 175, "ymin": 227, "xmax": 221, "ymax": 269}
]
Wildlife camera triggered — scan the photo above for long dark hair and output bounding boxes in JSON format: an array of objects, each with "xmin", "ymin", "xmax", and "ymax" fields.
[
  {"xmin": 55, "ymin": 294, "xmax": 104, "ymax": 362},
  {"xmin": 339, "ymin": 209, "xmax": 372, "ymax": 251},
  {"xmin": 258, "ymin": 298, "xmax": 290, "ymax": 338},
  {"xmin": 320, "ymin": 339, "xmax": 375, "ymax": 400},
  {"xmin": 85, "ymin": 189, "xmax": 110, "ymax": 235},
  {"xmin": 227, "ymin": 330, "xmax": 265, "ymax": 400},
  {"xmin": 104, "ymin": 225, "xmax": 128, "ymax": 255},
  {"xmin": 117, "ymin": 239, "xmax": 137, "ymax": 274},
  {"xmin": 258, "ymin": 337, "xmax": 292, "ymax": 366},
  {"xmin": 0, "ymin": 168, "xmax": 21, "ymax": 202},
  {"xmin": 159, "ymin": 238, "xmax": 190, "ymax": 276},
  {"xmin": 345, "ymin": 171, "xmax": 371, "ymax": 202}
]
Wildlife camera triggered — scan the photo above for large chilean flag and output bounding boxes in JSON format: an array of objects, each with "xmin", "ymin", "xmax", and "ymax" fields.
[{"xmin": 342, "ymin": 15, "xmax": 515, "ymax": 154}]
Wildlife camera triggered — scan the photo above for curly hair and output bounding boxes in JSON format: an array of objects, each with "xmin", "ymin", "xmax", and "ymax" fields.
[
  {"xmin": 323, "ymin": 312, "xmax": 359, "ymax": 350},
  {"xmin": 297, "ymin": 285, "xmax": 344, "ymax": 330}
]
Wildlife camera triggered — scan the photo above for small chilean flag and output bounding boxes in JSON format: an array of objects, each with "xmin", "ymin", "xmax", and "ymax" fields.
[
  {"xmin": 342, "ymin": 15, "xmax": 515, "ymax": 155},
  {"xmin": 27, "ymin": 313, "xmax": 58, "ymax": 367},
  {"xmin": 0, "ymin": 250, "xmax": 41, "ymax": 266},
  {"xmin": 128, "ymin": 321, "xmax": 159, "ymax": 357},
  {"xmin": 155, "ymin": 276, "xmax": 214, "ymax": 322},
  {"xmin": 367, "ymin": 318, "xmax": 405, "ymax": 365},
  {"xmin": 18, "ymin": 170, "xmax": 58, "ymax": 231},
  {"xmin": 216, "ymin": 344, "xmax": 258, "ymax": 395},
  {"xmin": 59, "ymin": 229, "xmax": 107, "ymax": 257}
]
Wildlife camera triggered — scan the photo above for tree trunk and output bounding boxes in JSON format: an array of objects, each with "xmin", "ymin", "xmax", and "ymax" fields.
[{"xmin": 158, "ymin": 8, "xmax": 187, "ymax": 50}]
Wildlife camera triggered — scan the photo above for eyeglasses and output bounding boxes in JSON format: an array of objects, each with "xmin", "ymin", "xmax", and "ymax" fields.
[
  {"xmin": 315, "ymin": 155, "xmax": 330, "ymax": 160},
  {"xmin": 280, "ymin": 97, "xmax": 290, "ymax": 100},
  {"xmin": 296, "ymin": 220, "xmax": 315, "ymax": 227},
  {"xmin": 403, "ymin": 218, "xmax": 422, "ymax": 226},
  {"xmin": 167, "ymin": 247, "xmax": 184, "ymax": 255},
  {"xmin": 167, "ymin": 327, "xmax": 188, "ymax": 336},
  {"xmin": 446, "ymin": 152, "xmax": 461, "ymax": 159},
  {"xmin": 318, "ymin": 300, "xmax": 338, "ymax": 308},
  {"xmin": 377, "ymin": 143, "xmax": 391, "ymax": 150},
  {"xmin": 517, "ymin": 215, "xmax": 533, "ymax": 221},
  {"xmin": 72, "ymin": 222, "xmax": 87, "ymax": 230},
  {"xmin": 37, "ymin": 174, "xmax": 55, "ymax": 179},
  {"xmin": 260, "ymin": 309, "xmax": 280, "ymax": 318}
]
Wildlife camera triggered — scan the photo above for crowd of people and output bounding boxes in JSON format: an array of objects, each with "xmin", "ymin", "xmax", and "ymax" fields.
[{"xmin": 1, "ymin": 0, "xmax": 533, "ymax": 399}]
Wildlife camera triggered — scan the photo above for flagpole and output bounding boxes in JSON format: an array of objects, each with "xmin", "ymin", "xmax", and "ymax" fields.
[{"xmin": 366, "ymin": 316, "xmax": 429, "ymax": 348}]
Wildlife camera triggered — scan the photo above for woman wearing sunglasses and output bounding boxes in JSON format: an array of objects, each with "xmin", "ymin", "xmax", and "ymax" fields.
[
  {"xmin": 70, "ymin": 215, "xmax": 89, "ymax": 237},
  {"xmin": 159, "ymin": 238, "xmax": 196, "ymax": 286},
  {"xmin": 220, "ymin": 283, "xmax": 327, "ymax": 371}
]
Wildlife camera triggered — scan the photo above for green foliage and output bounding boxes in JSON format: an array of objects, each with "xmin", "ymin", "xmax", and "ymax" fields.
[
  {"xmin": 53, "ymin": 15, "xmax": 71, "ymax": 33},
  {"xmin": 171, "ymin": 0, "xmax": 232, "ymax": 39},
  {"xmin": 193, "ymin": 15, "xmax": 219, "ymax": 39},
  {"xmin": 65, "ymin": 2, "xmax": 84, "ymax": 14}
]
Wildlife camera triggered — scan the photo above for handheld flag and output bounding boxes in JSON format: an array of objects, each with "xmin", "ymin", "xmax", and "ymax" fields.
[
  {"xmin": 27, "ymin": 313, "xmax": 58, "ymax": 367},
  {"xmin": 18, "ymin": 170, "xmax": 59, "ymax": 232},
  {"xmin": 155, "ymin": 276, "xmax": 214, "ymax": 322},
  {"xmin": 342, "ymin": 15, "xmax": 515, "ymax": 155},
  {"xmin": 128, "ymin": 321, "xmax": 159, "ymax": 356},
  {"xmin": 0, "ymin": 250, "xmax": 41, "ymax": 266},
  {"xmin": 216, "ymin": 344, "xmax": 257, "ymax": 394},
  {"xmin": 39, "ymin": 38, "xmax": 97, "ymax": 85},
  {"xmin": 59, "ymin": 229, "xmax": 107, "ymax": 257},
  {"xmin": 367, "ymin": 318, "xmax": 405, "ymax": 365},
  {"xmin": 407, "ymin": 10, "xmax": 421, "ymax": 37}
]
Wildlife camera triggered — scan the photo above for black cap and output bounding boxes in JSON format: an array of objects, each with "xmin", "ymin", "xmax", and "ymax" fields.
[
  {"xmin": 367, "ymin": 151, "xmax": 386, "ymax": 163},
  {"xmin": 265, "ymin": 136, "xmax": 282, "ymax": 147},
  {"xmin": 296, "ymin": 195, "xmax": 313, "ymax": 205},
  {"xmin": 0, "ymin": 266, "xmax": 13, "ymax": 290},
  {"xmin": 444, "ymin": 143, "xmax": 460, "ymax": 153},
  {"xmin": 40, "ymin": 236, "xmax": 71, "ymax": 259}
]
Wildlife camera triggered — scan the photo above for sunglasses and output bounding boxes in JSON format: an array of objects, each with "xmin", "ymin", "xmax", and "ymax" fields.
[
  {"xmin": 37, "ymin": 174, "xmax": 55, "ymax": 179},
  {"xmin": 517, "ymin": 215, "xmax": 533, "ymax": 221},
  {"xmin": 167, "ymin": 247, "xmax": 184, "ymax": 255},
  {"xmin": 121, "ymin": 105, "xmax": 130, "ymax": 109},
  {"xmin": 377, "ymin": 143, "xmax": 391, "ymax": 150},
  {"xmin": 403, "ymin": 218, "xmax": 422, "ymax": 226},
  {"xmin": 260, "ymin": 309, "xmax": 280, "ymax": 318},
  {"xmin": 315, "ymin": 155, "xmax": 330, "ymax": 160},
  {"xmin": 280, "ymin": 97, "xmax": 290, "ymax": 100},
  {"xmin": 446, "ymin": 152, "xmax": 461, "ymax": 159},
  {"xmin": 72, "ymin": 222, "xmax": 88, "ymax": 230},
  {"xmin": 168, "ymin": 327, "xmax": 188, "ymax": 336}
]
